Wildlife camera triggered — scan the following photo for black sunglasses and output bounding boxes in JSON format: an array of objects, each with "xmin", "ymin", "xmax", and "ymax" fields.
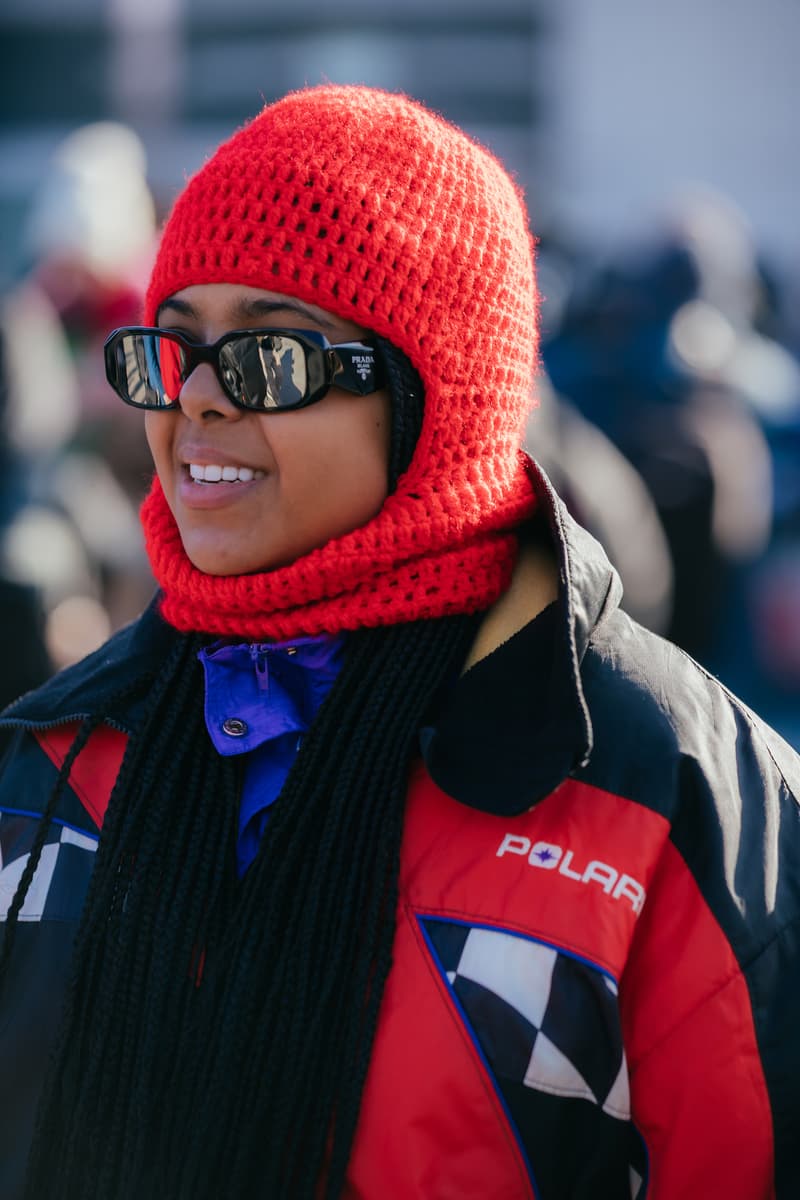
[{"xmin": 103, "ymin": 326, "xmax": 386, "ymax": 413}]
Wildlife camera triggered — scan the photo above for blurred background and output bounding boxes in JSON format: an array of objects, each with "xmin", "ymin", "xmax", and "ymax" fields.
[{"xmin": 0, "ymin": 0, "xmax": 798, "ymax": 747}]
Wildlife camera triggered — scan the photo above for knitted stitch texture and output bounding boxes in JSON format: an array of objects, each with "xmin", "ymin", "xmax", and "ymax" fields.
[{"xmin": 141, "ymin": 85, "xmax": 539, "ymax": 639}]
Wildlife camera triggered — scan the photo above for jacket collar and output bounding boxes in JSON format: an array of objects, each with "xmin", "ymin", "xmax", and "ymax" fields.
[
  {"xmin": 0, "ymin": 596, "xmax": 182, "ymax": 734},
  {"xmin": 421, "ymin": 458, "xmax": 623, "ymax": 815}
]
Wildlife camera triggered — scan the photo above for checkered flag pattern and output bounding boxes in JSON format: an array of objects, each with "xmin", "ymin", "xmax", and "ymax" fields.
[
  {"xmin": 422, "ymin": 918, "xmax": 646, "ymax": 1199},
  {"xmin": 0, "ymin": 811, "xmax": 97, "ymax": 922}
]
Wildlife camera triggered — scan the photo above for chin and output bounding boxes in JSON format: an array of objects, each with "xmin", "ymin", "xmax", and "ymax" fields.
[
  {"xmin": 184, "ymin": 541, "xmax": 288, "ymax": 577},
  {"xmin": 180, "ymin": 527, "xmax": 323, "ymax": 577},
  {"xmin": 184, "ymin": 545, "xmax": 251, "ymax": 577}
]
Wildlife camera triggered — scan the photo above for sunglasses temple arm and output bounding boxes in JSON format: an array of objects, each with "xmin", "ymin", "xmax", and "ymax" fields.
[{"xmin": 331, "ymin": 347, "xmax": 387, "ymax": 396}]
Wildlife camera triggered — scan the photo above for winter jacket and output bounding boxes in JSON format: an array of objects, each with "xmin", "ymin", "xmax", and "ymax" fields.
[{"xmin": 1, "ymin": 466, "xmax": 799, "ymax": 1199}]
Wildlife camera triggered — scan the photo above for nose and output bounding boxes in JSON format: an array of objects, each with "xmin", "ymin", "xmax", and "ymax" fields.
[{"xmin": 177, "ymin": 361, "xmax": 243, "ymax": 422}]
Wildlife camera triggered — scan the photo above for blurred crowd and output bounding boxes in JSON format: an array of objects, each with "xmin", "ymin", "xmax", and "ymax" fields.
[
  {"xmin": 0, "ymin": 122, "xmax": 156, "ymax": 704},
  {"xmin": 1, "ymin": 122, "xmax": 799, "ymax": 747},
  {"xmin": 536, "ymin": 191, "xmax": 800, "ymax": 748}
]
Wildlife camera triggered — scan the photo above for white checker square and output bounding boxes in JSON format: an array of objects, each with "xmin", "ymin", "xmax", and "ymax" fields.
[
  {"xmin": 456, "ymin": 927, "xmax": 558, "ymax": 1030},
  {"xmin": 523, "ymin": 1030, "xmax": 596, "ymax": 1104},
  {"xmin": 0, "ymin": 842, "xmax": 59, "ymax": 921}
]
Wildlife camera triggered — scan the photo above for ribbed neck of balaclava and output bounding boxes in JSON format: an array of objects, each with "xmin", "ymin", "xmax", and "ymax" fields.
[{"xmin": 140, "ymin": 85, "xmax": 539, "ymax": 639}]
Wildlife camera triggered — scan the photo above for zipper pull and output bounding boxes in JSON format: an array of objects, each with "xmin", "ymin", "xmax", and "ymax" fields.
[{"xmin": 250, "ymin": 645, "xmax": 270, "ymax": 691}]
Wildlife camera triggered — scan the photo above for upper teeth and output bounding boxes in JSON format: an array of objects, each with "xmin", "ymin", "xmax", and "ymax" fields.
[{"xmin": 189, "ymin": 464, "xmax": 265, "ymax": 483}]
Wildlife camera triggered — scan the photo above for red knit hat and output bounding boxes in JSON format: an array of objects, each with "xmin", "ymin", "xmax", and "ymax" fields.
[{"xmin": 141, "ymin": 85, "xmax": 539, "ymax": 639}]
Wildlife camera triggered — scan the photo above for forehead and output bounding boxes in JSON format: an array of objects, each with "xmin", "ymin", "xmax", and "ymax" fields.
[{"xmin": 156, "ymin": 283, "xmax": 367, "ymax": 341}]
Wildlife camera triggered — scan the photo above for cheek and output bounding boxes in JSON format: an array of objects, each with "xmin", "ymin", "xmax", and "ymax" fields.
[
  {"xmin": 144, "ymin": 414, "xmax": 172, "ymax": 476},
  {"xmin": 331, "ymin": 403, "xmax": 391, "ymax": 499},
  {"xmin": 349, "ymin": 391, "xmax": 392, "ymax": 477},
  {"xmin": 265, "ymin": 399, "xmax": 391, "ymax": 522},
  {"xmin": 374, "ymin": 398, "xmax": 392, "ymax": 464}
]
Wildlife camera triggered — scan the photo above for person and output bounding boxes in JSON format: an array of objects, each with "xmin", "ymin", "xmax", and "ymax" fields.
[{"xmin": 0, "ymin": 85, "xmax": 797, "ymax": 1200}]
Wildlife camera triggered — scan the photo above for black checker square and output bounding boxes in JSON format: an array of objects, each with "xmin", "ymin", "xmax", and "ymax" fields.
[
  {"xmin": 452, "ymin": 975, "xmax": 538, "ymax": 1083},
  {"xmin": 500, "ymin": 1076, "xmax": 648, "ymax": 1200},
  {"xmin": 0, "ymin": 811, "xmax": 61, "ymax": 871},
  {"xmin": 426, "ymin": 918, "xmax": 470, "ymax": 976},
  {"xmin": 539, "ymin": 951, "xmax": 625, "ymax": 1108}
]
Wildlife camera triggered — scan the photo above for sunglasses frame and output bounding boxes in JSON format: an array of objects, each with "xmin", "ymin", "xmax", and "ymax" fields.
[{"xmin": 103, "ymin": 325, "xmax": 386, "ymax": 413}]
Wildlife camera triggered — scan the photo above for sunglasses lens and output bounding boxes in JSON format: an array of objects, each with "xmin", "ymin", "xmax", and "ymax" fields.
[
  {"xmin": 110, "ymin": 333, "xmax": 186, "ymax": 408},
  {"xmin": 219, "ymin": 334, "xmax": 308, "ymax": 410},
  {"xmin": 106, "ymin": 330, "xmax": 320, "ymax": 410}
]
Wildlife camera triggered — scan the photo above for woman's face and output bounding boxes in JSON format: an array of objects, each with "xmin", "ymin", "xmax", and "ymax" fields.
[{"xmin": 145, "ymin": 283, "xmax": 391, "ymax": 576}]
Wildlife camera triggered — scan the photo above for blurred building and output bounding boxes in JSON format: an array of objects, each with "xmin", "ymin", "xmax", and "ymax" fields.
[
  {"xmin": 3, "ymin": 0, "xmax": 799, "ymax": 267},
  {"xmin": 0, "ymin": 0, "xmax": 548, "ymax": 282}
]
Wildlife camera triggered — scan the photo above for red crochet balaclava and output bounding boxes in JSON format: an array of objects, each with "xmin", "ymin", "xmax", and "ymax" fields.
[{"xmin": 141, "ymin": 85, "xmax": 539, "ymax": 639}]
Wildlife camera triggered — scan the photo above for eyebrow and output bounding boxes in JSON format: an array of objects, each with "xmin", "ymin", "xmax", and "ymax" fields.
[{"xmin": 156, "ymin": 295, "xmax": 338, "ymax": 332}]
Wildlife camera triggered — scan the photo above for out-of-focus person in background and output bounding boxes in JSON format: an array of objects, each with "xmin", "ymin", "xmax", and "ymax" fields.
[
  {"xmin": 527, "ymin": 370, "xmax": 674, "ymax": 637},
  {"xmin": 0, "ymin": 329, "xmax": 52, "ymax": 706},
  {"xmin": 0, "ymin": 121, "xmax": 157, "ymax": 674},
  {"xmin": 542, "ymin": 187, "xmax": 800, "ymax": 746}
]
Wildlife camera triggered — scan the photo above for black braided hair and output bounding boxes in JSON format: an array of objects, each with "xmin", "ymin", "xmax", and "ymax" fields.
[
  {"xmin": 7, "ymin": 339, "xmax": 483, "ymax": 1199},
  {"xmin": 375, "ymin": 333, "xmax": 423, "ymax": 485}
]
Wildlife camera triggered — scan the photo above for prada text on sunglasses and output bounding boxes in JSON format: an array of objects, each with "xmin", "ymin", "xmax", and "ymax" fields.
[{"xmin": 103, "ymin": 327, "xmax": 386, "ymax": 412}]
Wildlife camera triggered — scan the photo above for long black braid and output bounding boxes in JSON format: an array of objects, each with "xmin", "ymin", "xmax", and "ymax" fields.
[{"xmin": 5, "ymin": 340, "xmax": 483, "ymax": 1198}]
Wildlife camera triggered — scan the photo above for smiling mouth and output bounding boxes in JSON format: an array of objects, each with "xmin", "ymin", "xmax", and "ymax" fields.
[{"xmin": 188, "ymin": 463, "xmax": 266, "ymax": 484}]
